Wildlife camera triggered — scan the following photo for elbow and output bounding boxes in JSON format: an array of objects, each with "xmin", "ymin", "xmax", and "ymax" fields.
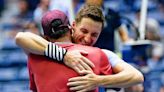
[
  {"xmin": 138, "ymin": 72, "xmax": 144, "ymax": 83},
  {"xmin": 133, "ymin": 71, "xmax": 144, "ymax": 84},
  {"xmin": 15, "ymin": 32, "xmax": 25, "ymax": 46}
]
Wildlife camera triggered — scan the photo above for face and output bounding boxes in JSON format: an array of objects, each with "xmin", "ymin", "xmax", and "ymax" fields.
[
  {"xmin": 18, "ymin": 1, "xmax": 28, "ymax": 13},
  {"xmin": 72, "ymin": 18, "xmax": 102, "ymax": 46},
  {"xmin": 41, "ymin": 0, "xmax": 50, "ymax": 7}
]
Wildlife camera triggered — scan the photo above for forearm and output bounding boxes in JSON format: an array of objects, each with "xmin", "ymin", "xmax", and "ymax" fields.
[
  {"xmin": 98, "ymin": 71, "xmax": 141, "ymax": 88},
  {"xmin": 118, "ymin": 25, "xmax": 130, "ymax": 42},
  {"xmin": 15, "ymin": 32, "xmax": 48, "ymax": 55},
  {"xmin": 98, "ymin": 62, "xmax": 144, "ymax": 88},
  {"xmin": 15, "ymin": 32, "xmax": 93, "ymax": 74},
  {"xmin": 15, "ymin": 32, "xmax": 66, "ymax": 61}
]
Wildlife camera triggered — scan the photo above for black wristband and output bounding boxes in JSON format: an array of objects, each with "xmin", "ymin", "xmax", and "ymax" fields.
[{"xmin": 44, "ymin": 42, "xmax": 67, "ymax": 62}]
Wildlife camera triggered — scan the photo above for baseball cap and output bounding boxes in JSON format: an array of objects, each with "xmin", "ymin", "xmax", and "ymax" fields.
[{"xmin": 41, "ymin": 10, "xmax": 70, "ymax": 36}]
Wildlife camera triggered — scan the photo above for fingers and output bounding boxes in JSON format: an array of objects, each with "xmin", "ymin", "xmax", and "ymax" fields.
[
  {"xmin": 76, "ymin": 56, "xmax": 95, "ymax": 72},
  {"xmin": 67, "ymin": 81, "xmax": 88, "ymax": 92},
  {"xmin": 79, "ymin": 50, "xmax": 88, "ymax": 55},
  {"xmin": 79, "ymin": 60, "xmax": 93, "ymax": 72},
  {"xmin": 76, "ymin": 62, "xmax": 85, "ymax": 71},
  {"xmin": 68, "ymin": 76, "xmax": 85, "ymax": 82},
  {"xmin": 73, "ymin": 66, "xmax": 81, "ymax": 74},
  {"xmin": 70, "ymin": 85, "xmax": 86, "ymax": 91},
  {"xmin": 79, "ymin": 50, "xmax": 95, "ymax": 68},
  {"xmin": 64, "ymin": 50, "xmax": 95, "ymax": 75},
  {"xmin": 68, "ymin": 81, "xmax": 94, "ymax": 92},
  {"xmin": 73, "ymin": 59, "xmax": 93, "ymax": 74},
  {"xmin": 79, "ymin": 70, "xmax": 92, "ymax": 75},
  {"xmin": 68, "ymin": 75, "xmax": 96, "ymax": 92},
  {"xmin": 67, "ymin": 81, "xmax": 87, "ymax": 86},
  {"xmin": 73, "ymin": 59, "xmax": 86, "ymax": 72},
  {"xmin": 82, "ymin": 57, "xmax": 95, "ymax": 68}
]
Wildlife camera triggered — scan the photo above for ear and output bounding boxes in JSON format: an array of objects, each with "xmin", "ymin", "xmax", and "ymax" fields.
[
  {"xmin": 71, "ymin": 21, "xmax": 76, "ymax": 34},
  {"xmin": 72, "ymin": 21, "xmax": 76, "ymax": 27}
]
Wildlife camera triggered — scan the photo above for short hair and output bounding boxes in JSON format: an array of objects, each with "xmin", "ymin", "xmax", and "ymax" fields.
[
  {"xmin": 48, "ymin": 19, "xmax": 69, "ymax": 39},
  {"xmin": 75, "ymin": 4, "xmax": 105, "ymax": 28}
]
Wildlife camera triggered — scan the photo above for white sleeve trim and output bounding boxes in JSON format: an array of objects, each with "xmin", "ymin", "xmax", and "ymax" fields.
[{"xmin": 102, "ymin": 49, "xmax": 124, "ymax": 67}]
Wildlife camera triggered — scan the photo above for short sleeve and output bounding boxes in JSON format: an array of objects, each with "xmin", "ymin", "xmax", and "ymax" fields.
[{"xmin": 102, "ymin": 49, "xmax": 124, "ymax": 67}]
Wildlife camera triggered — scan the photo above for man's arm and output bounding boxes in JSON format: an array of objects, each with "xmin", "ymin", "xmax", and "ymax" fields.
[
  {"xmin": 101, "ymin": 49, "xmax": 144, "ymax": 87},
  {"xmin": 15, "ymin": 32, "xmax": 95, "ymax": 74},
  {"xmin": 15, "ymin": 32, "xmax": 48, "ymax": 55},
  {"xmin": 67, "ymin": 51, "xmax": 144, "ymax": 91},
  {"xmin": 118, "ymin": 24, "xmax": 133, "ymax": 42},
  {"xmin": 100, "ymin": 61, "xmax": 144, "ymax": 87},
  {"xmin": 68, "ymin": 62, "xmax": 144, "ymax": 92}
]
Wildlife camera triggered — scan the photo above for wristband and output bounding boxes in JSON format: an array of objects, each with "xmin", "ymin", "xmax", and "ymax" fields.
[{"xmin": 44, "ymin": 42, "xmax": 67, "ymax": 62}]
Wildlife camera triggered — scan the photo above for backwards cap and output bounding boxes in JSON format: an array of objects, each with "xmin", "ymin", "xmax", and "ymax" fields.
[{"xmin": 41, "ymin": 10, "xmax": 69, "ymax": 36}]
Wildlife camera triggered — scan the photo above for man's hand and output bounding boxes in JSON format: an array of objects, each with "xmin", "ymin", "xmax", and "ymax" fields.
[
  {"xmin": 64, "ymin": 50, "xmax": 95, "ymax": 74},
  {"xmin": 67, "ymin": 70, "xmax": 99, "ymax": 92}
]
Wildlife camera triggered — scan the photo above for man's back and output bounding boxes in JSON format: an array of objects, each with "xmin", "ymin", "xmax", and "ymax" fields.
[{"xmin": 28, "ymin": 43, "xmax": 113, "ymax": 92}]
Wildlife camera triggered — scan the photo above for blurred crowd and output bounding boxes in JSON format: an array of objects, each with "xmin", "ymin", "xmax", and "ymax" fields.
[{"xmin": 0, "ymin": 0, "xmax": 164, "ymax": 92}]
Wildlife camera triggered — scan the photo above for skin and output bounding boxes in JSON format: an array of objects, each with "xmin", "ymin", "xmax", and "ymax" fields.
[
  {"xmin": 15, "ymin": 14, "xmax": 144, "ymax": 92},
  {"xmin": 16, "ymin": 31, "xmax": 143, "ymax": 92},
  {"xmin": 15, "ymin": 31, "xmax": 94, "ymax": 74},
  {"xmin": 67, "ymin": 18, "xmax": 143, "ymax": 91},
  {"xmin": 72, "ymin": 18, "xmax": 102, "ymax": 46},
  {"xmin": 86, "ymin": 0, "xmax": 132, "ymax": 43}
]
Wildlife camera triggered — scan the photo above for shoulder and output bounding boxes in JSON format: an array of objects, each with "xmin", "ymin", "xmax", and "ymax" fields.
[
  {"xmin": 101, "ymin": 49, "xmax": 124, "ymax": 67},
  {"xmin": 101, "ymin": 49, "xmax": 118, "ymax": 58}
]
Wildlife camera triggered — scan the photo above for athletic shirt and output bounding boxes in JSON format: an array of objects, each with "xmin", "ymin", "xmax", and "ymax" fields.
[
  {"xmin": 28, "ymin": 43, "xmax": 113, "ymax": 92},
  {"xmin": 102, "ymin": 49, "xmax": 123, "ymax": 67}
]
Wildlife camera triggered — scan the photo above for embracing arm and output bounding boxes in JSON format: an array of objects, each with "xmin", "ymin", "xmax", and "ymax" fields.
[
  {"xmin": 15, "ymin": 32, "xmax": 94, "ymax": 73},
  {"xmin": 98, "ymin": 61, "xmax": 144, "ymax": 88},
  {"xmin": 118, "ymin": 24, "xmax": 134, "ymax": 43},
  {"xmin": 15, "ymin": 32, "xmax": 67, "ymax": 61},
  {"xmin": 15, "ymin": 32, "xmax": 48, "ymax": 55},
  {"xmin": 67, "ymin": 50, "xmax": 144, "ymax": 91},
  {"xmin": 68, "ymin": 61, "xmax": 144, "ymax": 91},
  {"xmin": 99, "ymin": 50, "xmax": 144, "ymax": 88}
]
